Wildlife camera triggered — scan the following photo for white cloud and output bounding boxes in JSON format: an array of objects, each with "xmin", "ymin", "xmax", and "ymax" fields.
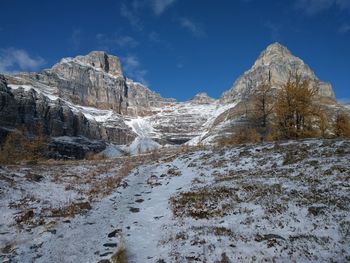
[
  {"xmin": 71, "ymin": 29, "xmax": 82, "ymax": 50},
  {"xmin": 179, "ymin": 17, "xmax": 206, "ymax": 38},
  {"xmin": 264, "ymin": 21, "xmax": 281, "ymax": 41},
  {"xmin": 295, "ymin": 0, "xmax": 350, "ymax": 15},
  {"xmin": 121, "ymin": 55, "xmax": 148, "ymax": 85},
  {"xmin": 120, "ymin": 3, "xmax": 144, "ymax": 30},
  {"xmin": 0, "ymin": 48, "xmax": 45, "ymax": 74},
  {"xmin": 150, "ymin": 0, "xmax": 176, "ymax": 15},
  {"xmin": 96, "ymin": 33, "xmax": 138, "ymax": 50},
  {"xmin": 120, "ymin": 0, "xmax": 176, "ymax": 29}
]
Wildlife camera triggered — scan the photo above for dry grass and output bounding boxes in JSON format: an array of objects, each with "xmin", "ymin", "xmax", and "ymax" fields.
[
  {"xmin": 47, "ymin": 201, "xmax": 92, "ymax": 218},
  {"xmin": 111, "ymin": 246, "xmax": 128, "ymax": 263},
  {"xmin": 170, "ymin": 187, "xmax": 238, "ymax": 219},
  {"xmin": 218, "ymin": 127, "xmax": 261, "ymax": 146},
  {"xmin": 0, "ymin": 131, "xmax": 48, "ymax": 165}
]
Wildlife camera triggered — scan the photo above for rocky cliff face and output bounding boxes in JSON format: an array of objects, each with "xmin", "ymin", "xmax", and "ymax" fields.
[
  {"xmin": 125, "ymin": 79, "xmax": 175, "ymax": 116},
  {"xmin": 7, "ymin": 51, "xmax": 172, "ymax": 115},
  {"xmin": 0, "ymin": 75, "xmax": 135, "ymax": 147},
  {"xmin": 221, "ymin": 43, "xmax": 336, "ymax": 103}
]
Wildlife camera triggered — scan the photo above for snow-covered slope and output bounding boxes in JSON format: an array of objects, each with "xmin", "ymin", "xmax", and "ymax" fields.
[{"xmin": 1, "ymin": 139, "xmax": 350, "ymax": 262}]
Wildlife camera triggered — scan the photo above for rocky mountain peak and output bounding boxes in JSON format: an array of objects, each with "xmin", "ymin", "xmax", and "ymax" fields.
[
  {"xmin": 221, "ymin": 42, "xmax": 336, "ymax": 103},
  {"xmin": 264, "ymin": 42, "xmax": 291, "ymax": 55},
  {"xmin": 189, "ymin": 92, "xmax": 215, "ymax": 104},
  {"xmin": 56, "ymin": 51, "xmax": 123, "ymax": 77},
  {"xmin": 253, "ymin": 42, "xmax": 296, "ymax": 68}
]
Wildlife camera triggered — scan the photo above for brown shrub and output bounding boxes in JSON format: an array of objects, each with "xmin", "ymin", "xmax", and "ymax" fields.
[
  {"xmin": 111, "ymin": 246, "xmax": 128, "ymax": 263},
  {"xmin": 85, "ymin": 152, "xmax": 107, "ymax": 160},
  {"xmin": 50, "ymin": 201, "xmax": 92, "ymax": 218},
  {"xmin": 0, "ymin": 131, "xmax": 48, "ymax": 164},
  {"xmin": 219, "ymin": 127, "xmax": 261, "ymax": 146},
  {"xmin": 334, "ymin": 112, "xmax": 350, "ymax": 138}
]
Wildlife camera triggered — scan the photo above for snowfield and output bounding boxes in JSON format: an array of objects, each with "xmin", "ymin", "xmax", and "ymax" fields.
[{"xmin": 1, "ymin": 139, "xmax": 350, "ymax": 262}]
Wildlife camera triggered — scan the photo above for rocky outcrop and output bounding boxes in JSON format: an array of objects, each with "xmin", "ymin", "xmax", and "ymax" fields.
[
  {"xmin": 189, "ymin": 92, "xmax": 215, "ymax": 104},
  {"xmin": 49, "ymin": 136, "xmax": 107, "ymax": 159},
  {"xmin": 7, "ymin": 51, "xmax": 173, "ymax": 116},
  {"xmin": 125, "ymin": 79, "xmax": 175, "ymax": 116},
  {"xmin": 221, "ymin": 43, "xmax": 336, "ymax": 103}
]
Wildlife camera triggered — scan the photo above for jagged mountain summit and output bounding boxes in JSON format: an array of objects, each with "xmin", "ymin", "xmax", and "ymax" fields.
[
  {"xmin": 0, "ymin": 43, "xmax": 347, "ymax": 157},
  {"xmin": 221, "ymin": 42, "xmax": 335, "ymax": 103}
]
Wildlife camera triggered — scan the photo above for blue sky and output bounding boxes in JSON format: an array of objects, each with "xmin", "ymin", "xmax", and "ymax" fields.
[{"xmin": 0, "ymin": 0, "xmax": 349, "ymax": 101}]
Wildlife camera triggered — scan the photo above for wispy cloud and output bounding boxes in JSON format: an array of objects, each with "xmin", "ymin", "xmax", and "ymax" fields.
[
  {"xmin": 120, "ymin": 3, "xmax": 144, "ymax": 30},
  {"xmin": 120, "ymin": 0, "xmax": 176, "ymax": 29},
  {"xmin": 0, "ymin": 48, "xmax": 45, "ymax": 74},
  {"xmin": 339, "ymin": 23, "xmax": 350, "ymax": 34},
  {"xmin": 121, "ymin": 54, "xmax": 148, "ymax": 85},
  {"xmin": 179, "ymin": 17, "xmax": 206, "ymax": 38},
  {"xmin": 150, "ymin": 0, "xmax": 176, "ymax": 15},
  {"xmin": 264, "ymin": 21, "xmax": 281, "ymax": 41},
  {"xmin": 148, "ymin": 31, "xmax": 172, "ymax": 49},
  {"xmin": 96, "ymin": 33, "xmax": 139, "ymax": 50},
  {"xmin": 70, "ymin": 29, "xmax": 82, "ymax": 50},
  {"xmin": 295, "ymin": 0, "xmax": 350, "ymax": 15}
]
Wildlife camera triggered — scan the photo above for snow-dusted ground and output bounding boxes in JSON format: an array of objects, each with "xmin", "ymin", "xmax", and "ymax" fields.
[{"xmin": 1, "ymin": 139, "xmax": 350, "ymax": 262}]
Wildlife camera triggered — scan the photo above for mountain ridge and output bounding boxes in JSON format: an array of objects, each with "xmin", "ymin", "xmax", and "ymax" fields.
[{"xmin": 0, "ymin": 42, "xmax": 347, "ymax": 158}]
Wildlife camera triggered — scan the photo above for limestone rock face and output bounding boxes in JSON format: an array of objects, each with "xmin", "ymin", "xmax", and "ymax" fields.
[
  {"xmin": 125, "ymin": 79, "xmax": 175, "ymax": 116},
  {"xmin": 221, "ymin": 43, "xmax": 336, "ymax": 103},
  {"xmin": 8, "ymin": 51, "xmax": 172, "ymax": 115},
  {"xmin": 0, "ymin": 76, "xmax": 135, "ymax": 147},
  {"xmin": 189, "ymin": 92, "xmax": 215, "ymax": 104},
  {"xmin": 70, "ymin": 51, "xmax": 123, "ymax": 77}
]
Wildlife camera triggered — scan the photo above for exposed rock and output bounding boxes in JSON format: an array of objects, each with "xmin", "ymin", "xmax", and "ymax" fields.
[
  {"xmin": 48, "ymin": 136, "xmax": 107, "ymax": 159},
  {"xmin": 102, "ymin": 243, "xmax": 117, "ymax": 248},
  {"xmin": 0, "ymin": 45, "xmax": 347, "ymax": 152},
  {"xmin": 189, "ymin": 92, "xmax": 215, "ymax": 104},
  {"xmin": 0, "ymin": 74, "xmax": 136, "ymax": 149},
  {"xmin": 6, "ymin": 51, "xmax": 173, "ymax": 115},
  {"xmin": 221, "ymin": 43, "xmax": 336, "ymax": 103},
  {"xmin": 125, "ymin": 78, "xmax": 175, "ymax": 116}
]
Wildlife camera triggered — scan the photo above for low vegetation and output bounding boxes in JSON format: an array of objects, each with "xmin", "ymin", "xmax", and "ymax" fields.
[
  {"xmin": 111, "ymin": 246, "xmax": 128, "ymax": 263},
  {"xmin": 0, "ymin": 129, "xmax": 48, "ymax": 165},
  {"xmin": 170, "ymin": 187, "xmax": 238, "ymax": 219}
]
